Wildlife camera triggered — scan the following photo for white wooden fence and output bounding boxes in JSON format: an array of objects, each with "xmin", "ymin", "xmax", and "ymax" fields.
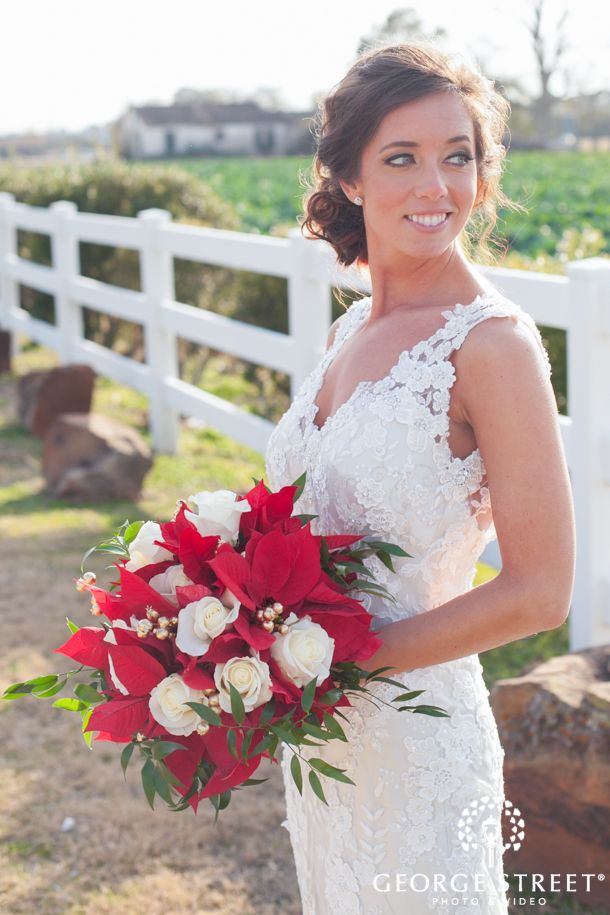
[{"xmin": 0, "ymin": 191, "xmax": 609, "ymax": 653}]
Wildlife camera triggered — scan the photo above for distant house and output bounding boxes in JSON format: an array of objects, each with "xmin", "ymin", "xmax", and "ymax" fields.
[{"xmin": 116, "ymin": 101, "xmax": 315, "ymax": 159}]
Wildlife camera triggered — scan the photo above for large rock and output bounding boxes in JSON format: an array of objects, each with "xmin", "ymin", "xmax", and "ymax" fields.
[
  {"xmin": 491, "ymin": 646, "xmax": 610, "ymax": 910},
  {"xmin": 17, "ymin": 364, "xmax": 95, "ymax": 436},
  {"xmin": 42, "ymin": 412, "xmax": 153, "ymax": 501}
]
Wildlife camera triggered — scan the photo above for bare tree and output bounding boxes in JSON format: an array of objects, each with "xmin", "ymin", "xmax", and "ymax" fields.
[
  {"xmin": 356, "ymin": 8, "xmax": 447, "ymax": 57},
  {"xmin": 246, "ymin": 87, "xmax": 288, "ymax": 111},
  {"xmin": 172, "ymin": 87, "xmax": 247, "ymax": 105},
  {"xmin": 523, "ymin": 0, "xmax": 571, "ymax": 142}
]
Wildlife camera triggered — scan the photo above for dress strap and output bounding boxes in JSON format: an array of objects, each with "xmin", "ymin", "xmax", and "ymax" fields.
[
  {"xmin": 330, "ymin": 295, "xmax": 371, "ymax": 352},
  {"xmin": 442, "ymin": 295, "xmax": 553, "ymax": 378}
]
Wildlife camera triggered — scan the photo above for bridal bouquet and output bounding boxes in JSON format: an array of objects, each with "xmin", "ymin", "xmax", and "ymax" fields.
[{"xmin": 2, "ymin": 472, "xmax": 447, "ymax": 820}]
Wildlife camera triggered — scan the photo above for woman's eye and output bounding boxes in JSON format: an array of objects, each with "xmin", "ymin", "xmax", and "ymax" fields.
[{"xmin": 386, "ymin": 152, "xmax": 474, "ymax": 166}]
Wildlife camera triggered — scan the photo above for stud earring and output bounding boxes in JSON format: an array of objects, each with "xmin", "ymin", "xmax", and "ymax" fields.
[{"xmin": 353, "ymin": 196, "xmax": 363, "ymax": 206}]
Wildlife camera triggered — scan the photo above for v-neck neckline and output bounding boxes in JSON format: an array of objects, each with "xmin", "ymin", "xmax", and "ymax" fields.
[{"xmin": 309, "ymin": 291, "xmax": 495, "ymax": 436}]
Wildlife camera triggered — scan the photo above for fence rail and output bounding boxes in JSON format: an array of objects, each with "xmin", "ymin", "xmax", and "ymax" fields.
[{"xmin": 0, "ymin": 191, "xmax": 609, "ymax": 653}]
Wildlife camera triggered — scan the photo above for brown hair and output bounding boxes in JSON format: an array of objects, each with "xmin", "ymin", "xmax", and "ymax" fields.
[{"xmin": 299, "ymin": 39, "xmax": 525, "ymax": 277}]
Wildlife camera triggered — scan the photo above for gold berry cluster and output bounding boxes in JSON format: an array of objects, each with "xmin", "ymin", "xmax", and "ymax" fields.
[
  {"xmin": 255, "ymin": 600, "xmax": 289, "ymax": 635},
  {"xmin": 74, "ymin": 572, "xmax": 103, "ymax": 617},
  {"xmin": 136, "ymin": 606, "xmax": 179, "ymax": 640}
]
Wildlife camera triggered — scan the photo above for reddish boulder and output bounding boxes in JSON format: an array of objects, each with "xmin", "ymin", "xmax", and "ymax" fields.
[
  {"xmin": 491, "ymin": 647, "xmax": 610, "ymax": 910},
  {"xmin": 17, "ymin": 364, "xmax": 95, "ymax": 436},
  {"xmin": 42, "ymin": 412, "xmax": 153, "ymax": 501}
]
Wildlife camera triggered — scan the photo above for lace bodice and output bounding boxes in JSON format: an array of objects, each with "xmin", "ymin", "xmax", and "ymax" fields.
[{"xmin": 264, "ymin": 289, "xmax": 552, "ymax": 630}]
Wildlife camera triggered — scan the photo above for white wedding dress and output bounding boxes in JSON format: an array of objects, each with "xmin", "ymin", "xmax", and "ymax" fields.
[{"xmin": 264, "ymin": 289, "xmax": 552, "ymax": 914}]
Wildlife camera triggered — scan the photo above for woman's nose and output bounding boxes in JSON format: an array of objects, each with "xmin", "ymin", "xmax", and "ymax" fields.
[{"xmin": 413, "ymin": 169, "xmax": 449, "ymax": 198}]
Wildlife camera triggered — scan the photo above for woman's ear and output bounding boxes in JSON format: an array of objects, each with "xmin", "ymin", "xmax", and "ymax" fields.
[{"xmin": 338, "ymin": 178, "xmax": 358, "ymax": 203}]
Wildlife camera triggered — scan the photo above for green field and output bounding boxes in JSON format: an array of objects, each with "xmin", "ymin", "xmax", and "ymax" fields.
[{"xmin": 145, "ymin": 151, "xmax": 610, "ymax": 258}]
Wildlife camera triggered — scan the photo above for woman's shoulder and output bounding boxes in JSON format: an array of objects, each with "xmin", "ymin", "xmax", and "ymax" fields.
[{"xmin": 454, "ymin": 288, "xmax": 553, "ymax": 378}]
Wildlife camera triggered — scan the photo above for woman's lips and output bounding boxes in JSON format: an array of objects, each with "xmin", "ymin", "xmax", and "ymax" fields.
[{"xmin": 404, "ymin": 213, "xmax": 452, "ymax": 232}]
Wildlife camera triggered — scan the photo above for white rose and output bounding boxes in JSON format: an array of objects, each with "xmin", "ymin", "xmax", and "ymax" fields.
[
  {"xmin": 125, "ymin": 521, "xmax": 173, "ymax": 572},
  {"xmin": 184, "ymin": 489, "xmax": 251, "ymax": 542},
  {"xmin": 103, "ymin": 616, "xmax": 140, "ymax": 695},
  {"xmin": 214, "ymin": 654, "xmax": 273, "ymax": 714},
  {"xmin": 270, "ymin": 612, "xmax": 335, "ymax": 688},
  {"xmin": 148, "ymin": 563, "xmax": 194, "ymax": 608},
  {"xmin": 148, "ymin": 672, "xmax": 208, "ymax": 736},
  {"xmin": 175, "ymin": 588, "xmax": 241, "ymax": 657}
]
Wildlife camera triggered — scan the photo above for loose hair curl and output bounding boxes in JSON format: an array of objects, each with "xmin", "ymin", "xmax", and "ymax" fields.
[{"xmin": 299, "ymin": 39, "xmax": 525, "ymax": 275}]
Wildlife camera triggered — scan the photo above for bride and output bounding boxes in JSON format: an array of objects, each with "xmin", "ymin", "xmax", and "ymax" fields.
[{"xmin": 264, "ymin": 40, "xmax": 575, "ymax": 914}]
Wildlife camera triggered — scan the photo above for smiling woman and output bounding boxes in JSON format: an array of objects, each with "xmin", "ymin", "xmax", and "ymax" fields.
[
  {"xmin": 301, "ymin": 43, "xmax": 526, "ymax": 273},
  {"xmin": 265, "ymin": 37, "xmax": 575, "ymax": 915}
]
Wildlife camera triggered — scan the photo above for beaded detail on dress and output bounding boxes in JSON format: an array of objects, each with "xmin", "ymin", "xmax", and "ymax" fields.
[{"xmin": 264, "ymin": 290, "xmax": 551, "ymax": 914}]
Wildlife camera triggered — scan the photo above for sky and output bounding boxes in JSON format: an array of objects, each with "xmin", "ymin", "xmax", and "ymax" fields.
[{"xmin": 3, "ymin": 0, "xmax": 609, "ymax": 135}]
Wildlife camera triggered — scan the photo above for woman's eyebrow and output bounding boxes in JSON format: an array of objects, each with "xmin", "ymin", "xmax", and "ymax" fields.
[{"xmin": 379, "ymin": 135, "xmax": 472, "ymax": 152}]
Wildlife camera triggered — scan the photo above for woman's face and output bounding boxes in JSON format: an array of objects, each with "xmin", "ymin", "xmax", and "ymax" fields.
[{"xmin": 340, "ymin": 91, "xmax": 482, "ymax": 263}]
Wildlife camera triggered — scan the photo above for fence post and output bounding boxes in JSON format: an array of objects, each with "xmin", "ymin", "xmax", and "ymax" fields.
[
  {"xmin": 138, "ymin": 207, "xmax": 179, "ymax": 454},
  {"xmin": 565, "ymin": 256, "xmax": 610, "ymax": 650},
  {"xmin": 287, "ymin": 228, "xmax": 332, "ymax": 397},
  {"xmin": 0, "ymin": 192, "xmax": 20, "ymax": 363},
  {"xmin": 49, "ymin": 200, "xmax": 82, "ymax": 364}
]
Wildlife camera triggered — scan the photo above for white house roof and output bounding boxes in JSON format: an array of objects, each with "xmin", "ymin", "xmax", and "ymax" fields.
[{"xmin": 132, "ymin": 102, "xmax": 309, "ymax": 126}]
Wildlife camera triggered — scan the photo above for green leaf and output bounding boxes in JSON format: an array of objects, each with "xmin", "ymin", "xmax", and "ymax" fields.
[
  {"xmin": 309, "ymin": 757, "xmax": 356, "ymax": 786},
  {"xmin": 300, "ymin": 721, "xmax": 331, "ymax": 741},
  {"xmin": 290, "ymin": 470, "xmax": 307, "ymax": 502},
  {"xmin": 156, "ymin": 759, "xmax": 185, "ymax": 788},
  {"xmin": 152, "ymin": 765, "xmax": 174, "ymax": 805},
  {"xmin": 74, "ymin": 683, "xmax": 104, "ymax": 704},
  {"xmin": 80, "ymin": 706, "xmax": 94, "ymax": 745},
  {"xmin": 209, "ymin": 789, "xmax": 232, "ymax": 824},
  {"xmin": 269, "ymin": 724, "xmax": 296, "ymax": 745},
  {"xmin": 290, "ymin": 753, "xmax": 303, "ymax": 795},
  {"xmin": 361, "ymin": 539, "xmax": 410, "ymax": 557},
  {"xmin": 319, "ymin": 687, "xmax": 344, "ymax": 705},
  {"xmin": 65, "ymin": 617, "xmax": 80, "ymax": 634},
  {"xmin": 392, "ymin": 689, "xmax": 426, "ymax": 703},
  {"xmin": 227, "ymin": 728, "xmax": 238, "ymax": 760},
  {"xmin": 34, "ymin": 680, "xmax": 68, "ymax": 698},
  {"xmin": 228, "ymin": 682, "xmax": 245, "ymax": 725},
  {"xmin": 52, "ymin": 697, "xmax": 88, "ymax": 712},
  {"xmin": 375, "ymin": 549, "xmax": 396, "ymax": 573},
  {"xmin": 26, "ymin": 675, "xmax": 58, "ymax": 689},
  {"xmin": 369, "ymin": 674, "xmax": 409, "ymax": 690},
  {"xmin": 251, "ymin": 732, "xmax": 275, "ymax": 756},
  {"xmin": 150, "ymin": 740, "xmax": 188, "ymax": 760},
  {"xmin": 120, "ymin": 742, "xmax": 135, "ymax": 777},
  {"xmin": 412, "ymin": 705, "xmax": 451, "ymax": 717},
  {"xmin": 348, "ymin": 577, "xmax": 390, "ymax": 594},
  {"xmin": 239, "ymin": 776, "xmax": 270, "ymax": 787},
  {"xmin": 141, "ymin": 758, "xmax": 156, "ymax": 810},
  {"xmin": 322, "ymin": 711, "xmax": 348, "ymax": 742},
  {"xmin": 259, "ymin": 695, "xmax": 276, "ymax": 725},
  {"xmin": 241, "ymin": 728, "xmax": 255, "ymax": 761},
  {"xmin": 308, "ymin": 769, "xmax": 328, "ymax": 805},
  {"xmin": 300, "ymin": 675, "xmax": 317, "ymax": 714},
  {"xmin": 1, "ymin": 685, "xmax": 31, "ymax": 701},
  {"xmin": 184, "ymin": 701, "xmax": 221, "ymax": 726},
  {"xmin": 123, "ymin": 520, "xmax": 144, "ymax": 546}
]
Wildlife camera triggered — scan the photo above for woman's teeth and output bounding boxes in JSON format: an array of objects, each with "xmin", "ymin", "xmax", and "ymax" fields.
[{"xmin": 406, "ymin": 213, "xmax": 450, "ymax": 226}]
